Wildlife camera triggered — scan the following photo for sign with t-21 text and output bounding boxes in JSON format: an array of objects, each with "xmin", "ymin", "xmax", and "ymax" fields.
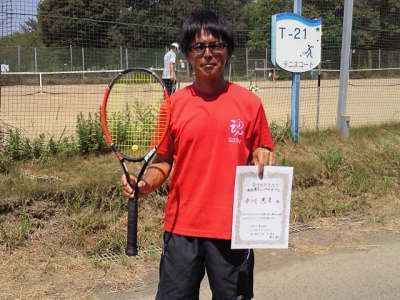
[{"xmin": 271, "ymin": 13, "xmax": 322, "ymax": 72}]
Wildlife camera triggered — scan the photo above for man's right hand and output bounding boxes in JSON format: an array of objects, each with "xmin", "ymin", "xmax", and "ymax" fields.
[
  {"xmin": 121, "ymin": 174, "xmax": 135, "ymax": 198},
  {"xmin": 120, "ymin": 153, "xmax": 173, "ymax": 198},
  {"xmin": 121, "ymin": 175, "xmax": 149, "ymax": 198}
]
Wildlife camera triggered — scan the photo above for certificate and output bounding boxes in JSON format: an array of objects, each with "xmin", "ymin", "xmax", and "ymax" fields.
[{"xmin": 231, "ymin": 166, "xmax": 293, "ymax": 249}]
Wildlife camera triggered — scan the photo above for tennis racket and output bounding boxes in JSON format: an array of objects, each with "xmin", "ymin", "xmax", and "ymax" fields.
[
  {"xmin": 172, "ymin": 79, "xmax": 177, "ymax": 94},
  {"xmin": 100, "ymin": 67, "xmax": 171, "ymax": 256}
]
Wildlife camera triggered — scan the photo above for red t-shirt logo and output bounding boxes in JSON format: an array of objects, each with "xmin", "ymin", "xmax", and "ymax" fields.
[{"xmin": 230, "ymin": 119, "xmax": 244, "ymax": 136}]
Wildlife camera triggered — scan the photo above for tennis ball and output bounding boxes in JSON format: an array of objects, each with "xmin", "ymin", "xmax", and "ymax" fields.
[{"xmin": 131, "ymin": 145, "xmax": 139, "ymax": 151}]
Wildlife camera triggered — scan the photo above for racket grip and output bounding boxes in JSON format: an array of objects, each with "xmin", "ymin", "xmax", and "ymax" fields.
[{"xmin": 126, "ymin": 197, "xmax": 138, "ymax": 256}]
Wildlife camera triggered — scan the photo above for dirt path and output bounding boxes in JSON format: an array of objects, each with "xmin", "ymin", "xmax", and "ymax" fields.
[{"xmin": 94, "ymin": 216, "xmax": 400, "ymax": 300}]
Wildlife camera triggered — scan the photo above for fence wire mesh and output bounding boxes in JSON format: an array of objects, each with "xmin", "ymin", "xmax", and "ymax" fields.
[{"xmin": 1, "ymin": 0, "xmax": 399, "ymax": 139}]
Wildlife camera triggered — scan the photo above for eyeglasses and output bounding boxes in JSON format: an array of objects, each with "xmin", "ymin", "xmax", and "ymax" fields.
[{"xmin": 189, "ymin": 42, "xmax": 227, "ymax": 55}]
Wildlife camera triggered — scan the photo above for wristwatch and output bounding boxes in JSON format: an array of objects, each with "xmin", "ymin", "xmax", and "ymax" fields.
[{"xmin": 259, "ymin": 144, "xmax": 273, "ymax": 152}]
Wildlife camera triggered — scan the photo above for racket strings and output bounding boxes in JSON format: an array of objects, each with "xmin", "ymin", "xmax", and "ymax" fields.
[{"xmin": 106, "ymin": 71, "xmax": 169, "ymax": 158}]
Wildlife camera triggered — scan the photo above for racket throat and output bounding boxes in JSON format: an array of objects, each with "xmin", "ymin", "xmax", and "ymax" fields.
[
  {"xmin": 134, "ymin": 146, "xmax": 158, "ymax": 188},
  {"xmin": 144, "ymin": 146, "xmax": 157, "ymax": 163}
]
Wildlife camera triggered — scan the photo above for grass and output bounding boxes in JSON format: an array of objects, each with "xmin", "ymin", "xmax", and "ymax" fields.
[
  {"xmin": 0, "ymin": 120, "xmax": 399, "ymax": 298},
  {"xmin": 274, "ymin": 122, "xmax": 400, "ymax": 222}
]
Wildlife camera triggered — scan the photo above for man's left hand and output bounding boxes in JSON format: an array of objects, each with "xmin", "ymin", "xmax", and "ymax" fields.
[{"xmin": 251, "ymin": 147, "xmax": 276, "ymax": 179}]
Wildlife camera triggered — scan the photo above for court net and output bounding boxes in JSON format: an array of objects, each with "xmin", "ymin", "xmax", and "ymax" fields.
[{"xmin": 1, "ymin": 67, "xmax": 399, "ymax": 139}]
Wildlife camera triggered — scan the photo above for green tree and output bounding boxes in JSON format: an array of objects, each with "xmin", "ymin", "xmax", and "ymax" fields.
[
  {"xmin": 37, "ymin": 0, "xmax": 123, "ymax": 47},
  {"xmin": 0, "ymin": 18, "xmax": 43, "ymax": 47},
  {"xmin": 240, "ymin": 0, "xmax": 292, "ymax": 50},
  {"xmin": 37, "ymin": 0, "xmax": 252, "ymax": 49},
  {"xmin": 302, "ymin": 0, "xmax": 343, "ymax": 49},
  {"xmin": 376, "ymin": 0, "xmax": 400, "ymax": 49},
  {"xmin": 31, "ymin": 0, "xmax": 400, "ymax": 51}
]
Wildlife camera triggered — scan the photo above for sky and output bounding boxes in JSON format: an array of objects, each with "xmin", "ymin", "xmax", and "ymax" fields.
[
  {"xmin": 2, "ymin": 0, "xmax": 40, "ymax": 35},
  {"xmin": 16, "ymin": 0, "xmax": 40, "ymax": 26}
]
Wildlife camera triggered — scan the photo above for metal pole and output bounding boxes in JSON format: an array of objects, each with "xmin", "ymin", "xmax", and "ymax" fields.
[
  {"xmin": 39, "ymin": 73, "xmax": 43, "ymax": 93},
  {"xmin": 126, "ymin": 48, "xmax": 129, "ymax": 69},
  {"xmin": 378, "ymin": 48, "xmax": 381, "ymax": 68},
  {"xmin": 34, "ymin": 47, "xmax": 37, "ymax": 72},
  {"xmin": 294, "ymin": 0, "xmax": 302, "ymax": 19},
  {"xmin": 245, "ymin": 48, "xmax": 249, "ymax": 79},
  {"xmin": 120, "ymin": 46, "xmax": 123, "ymax": 69},
  {"xmin": 316, "ymin": 64, "xmax": 321, "ymax": 130},
  {"xmin": 337, "ymin": 0, "xmax": 354, "ymax": 137},
  {"xmin": 17, "ymin": 46, "xmax": 21, "ymax": 72},
  {"xmin": 70, "ymin": 44, "xmax": 73, "ymax": 71},
  {"xmin": 265, "ymin": 47, "xmax": 268, "ymax": 79},
  {"xmin": 349, "ymin": 48, "xmax": 352, "ymax": 68},
  {"xmin": 82, "ymin": 47, "xmax": 85, "ymax": 71},
  {"xmin": 291, "ymin": 0, "xmax": 302, "ymax": 142}
]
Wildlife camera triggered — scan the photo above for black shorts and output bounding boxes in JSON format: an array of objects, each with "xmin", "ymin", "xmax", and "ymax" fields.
[
  {"xmin": 162, "ymin": 79, "xmax": 176, "ymax": 95},
  {"xmin": 155, "ymin": 232, "xmax": 254, "ymax": 300}
]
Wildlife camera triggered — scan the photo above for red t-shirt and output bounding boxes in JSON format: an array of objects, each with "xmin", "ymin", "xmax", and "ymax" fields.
[{"xmin": 158, "ymin": 82, "xmax": 274, "ymax": 239}]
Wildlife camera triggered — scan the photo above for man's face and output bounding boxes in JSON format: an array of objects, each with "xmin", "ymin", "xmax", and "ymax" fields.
[{"xmin": 187, "ymin": 29, "xmax": 230, "ymax": 81}]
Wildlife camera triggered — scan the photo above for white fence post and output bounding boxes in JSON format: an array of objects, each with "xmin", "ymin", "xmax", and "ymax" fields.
[
  {"xmin": 125, "ymin": 48, "xmax": 129, "ymax": 69},
  {"xmin": 82, "ymin": 47, "xmax": 85, "ymax": 71},
  {"xmin": 34, "ymin": 47, "xmax": 37, "ymax": 72},
  {"xmin": 70, "ymin": 45, "xmax": 73, "ymax": 71}
]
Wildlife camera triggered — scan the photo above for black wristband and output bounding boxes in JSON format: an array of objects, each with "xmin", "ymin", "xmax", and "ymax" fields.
[{"xmin": 259, "ymin": 144, "xmax": 273, "ymax": 152}]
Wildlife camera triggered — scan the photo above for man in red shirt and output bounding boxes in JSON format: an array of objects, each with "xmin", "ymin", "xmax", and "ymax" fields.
[{"xmin": 122, "ymin": 11, "xmax": 275, "ymax": 300}]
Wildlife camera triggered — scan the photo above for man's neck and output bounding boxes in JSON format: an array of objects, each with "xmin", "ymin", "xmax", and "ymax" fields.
[{"xmin": 193, "ymin": 77, "xmax": 227, "ymax": 99}]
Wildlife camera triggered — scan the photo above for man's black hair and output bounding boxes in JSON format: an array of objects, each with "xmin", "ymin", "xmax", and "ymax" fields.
[{"xmin": 179, "ymin": 11, "xmax": 234, "ymax": 57}]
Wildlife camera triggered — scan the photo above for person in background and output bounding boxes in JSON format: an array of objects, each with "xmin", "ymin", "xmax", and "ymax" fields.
[
  {"xmin": 122, "ymin": 11, "xmax": 275, "ymax": 300},
  {"xmin": 162, "ymin": 42, "xmax": 179, "ymax": 95}
]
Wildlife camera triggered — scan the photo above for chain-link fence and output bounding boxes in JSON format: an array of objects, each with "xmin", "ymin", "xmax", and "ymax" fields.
[{"xmin": 1, "ymin": 0, "xmax": 399, "ymax": 139}]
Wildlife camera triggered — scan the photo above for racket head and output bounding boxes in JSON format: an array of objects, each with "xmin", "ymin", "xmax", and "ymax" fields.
[{"xmin": 101, "ymin": 68, "xmax": 171, "ymax": 161}]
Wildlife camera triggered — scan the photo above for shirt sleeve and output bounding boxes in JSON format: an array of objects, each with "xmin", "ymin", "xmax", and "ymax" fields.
[
  {"xmin": 251, "ymin": 105, "xmax": 275, "ymax": 152},
  {"xmin": 170, "ymin": 53, "xmax": 176, "ymax": 64},
  {"xmin": 157, "ymin": 129, "xmax": 172, "ymax": 155},
  {"xmin": 156, "ymin": 107, "xmax": 173, "ymax": 155}
]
